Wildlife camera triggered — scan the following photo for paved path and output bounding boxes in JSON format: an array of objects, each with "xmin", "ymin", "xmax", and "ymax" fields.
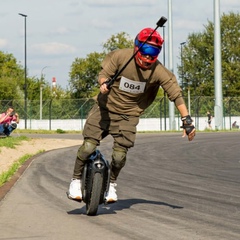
[{"xmin": 0, "ymin": 132, "xmax": 240, "ymax": 240}]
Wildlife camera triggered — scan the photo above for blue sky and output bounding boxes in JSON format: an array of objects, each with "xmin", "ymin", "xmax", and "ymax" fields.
[{"xmin": 0, "ymin": 0, "xmax": 239, "ymax": 89}]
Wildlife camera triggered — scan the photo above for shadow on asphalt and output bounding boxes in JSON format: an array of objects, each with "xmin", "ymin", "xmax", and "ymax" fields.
[{"xmin": 67, "ymin": 198, "xmax": 183, "ymax": 216}]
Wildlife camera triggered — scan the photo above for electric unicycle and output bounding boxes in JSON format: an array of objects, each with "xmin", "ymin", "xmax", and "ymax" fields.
[{"xmin": 81, "ymin": 150, "xmax": 110, "ymax": 216}]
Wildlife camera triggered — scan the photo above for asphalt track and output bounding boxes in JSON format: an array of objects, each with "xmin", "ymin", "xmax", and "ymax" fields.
[{"xmin": 0, "ymin": 132, "xmax": 239, "ymax": 240}]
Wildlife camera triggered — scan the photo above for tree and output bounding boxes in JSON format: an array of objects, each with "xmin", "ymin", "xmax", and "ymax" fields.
[
  {"xmin": 178, "ymin": 12, "xmax": 240, "ymax": 98},
  {"xmin": 102, "ymin": 32, "xmax": 133, "ymax": 52},
  {"xmin": 0, "ymin": 51, "xmax": 24, "ymax": 102},
  {"xmin": 69, "ymin": 52, "xmax": 105, "ymax": 98}
]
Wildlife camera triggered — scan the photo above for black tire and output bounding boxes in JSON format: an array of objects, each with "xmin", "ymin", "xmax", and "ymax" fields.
[{"xmin": 86, "ymin": 172, "xmax": 103, "ymax": 216}]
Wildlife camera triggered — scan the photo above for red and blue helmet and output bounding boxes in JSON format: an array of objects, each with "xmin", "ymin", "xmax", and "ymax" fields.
[{"xmin": 134, "ymin": 28, "xmax": 164, "ymax": 69}]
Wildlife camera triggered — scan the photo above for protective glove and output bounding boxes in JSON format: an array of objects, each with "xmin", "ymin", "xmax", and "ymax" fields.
[{"xmin": 181, "ymin": 115, "xmax": 196, "ymax": 141}]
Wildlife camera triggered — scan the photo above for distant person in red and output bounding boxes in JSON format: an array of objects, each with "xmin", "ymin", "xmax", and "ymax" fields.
[{"xmin": 0, "ymin": 107, "xmax": 20, "ymax": 136}]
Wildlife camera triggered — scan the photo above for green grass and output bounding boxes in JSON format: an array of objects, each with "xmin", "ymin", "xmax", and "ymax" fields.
[
  {"xmin": 0, "ymin": 135, "xmax": 29, "ymax": 150},
  {"xmin": 15, "ymin": 129, "xmax": 82, "ymax": 134},
  {"xmin": 0, "ymin": 135, "xmax": 39, "ymax": 187},
  {"xmin": 0, "ymin": 153, "xmax": 33, "ymax": 187}
]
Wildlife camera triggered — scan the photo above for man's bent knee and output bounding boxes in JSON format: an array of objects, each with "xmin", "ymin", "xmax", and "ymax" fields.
[
  {"xmin": 112, "ymin": 147, "xmax": 127, "ymax": 168},
  {"xmin": 77, "ymin": 139, "xmax": 97, "ymax": 160}
]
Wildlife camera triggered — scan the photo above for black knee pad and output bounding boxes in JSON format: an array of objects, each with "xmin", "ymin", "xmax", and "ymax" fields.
[
  {"xmin": 112, "ymin": 147, "xmax": 127, "ymax": 169},
  {"xmin": 77, "ymin": 139, "xmax": 97, "ymax": 160}
]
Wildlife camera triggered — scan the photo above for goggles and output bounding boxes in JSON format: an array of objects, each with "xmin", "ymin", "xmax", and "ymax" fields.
[{"xmin": 136, "ymin": 40, "xmax": 161, "ymax": 57}]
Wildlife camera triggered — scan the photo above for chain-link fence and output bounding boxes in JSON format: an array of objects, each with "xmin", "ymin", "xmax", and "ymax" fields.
[{"xmin": 1, "ymin": 96, "xmax": 240, "ymax": 131}]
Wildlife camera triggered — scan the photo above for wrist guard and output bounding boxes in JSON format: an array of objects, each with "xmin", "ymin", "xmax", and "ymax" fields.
[
  {"xmin": 181, "ymin": 115, "xmax": 193, "ymax": 125},
  {"xmin": 181, "ymin": 115, "xmax": 195, "ymax": 135}
]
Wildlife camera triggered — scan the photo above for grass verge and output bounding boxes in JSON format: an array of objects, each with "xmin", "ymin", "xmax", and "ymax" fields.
[
  {"xmin": 0, "ymin": 135, "xmax": 43, "ymax": 187},
  {"xmin": 0, "ymin": 150, "xmax": 44, "ymax": 187},
  {"xmin": 0, "ymin": 154, "xmax": 32, "ymax": 187},
  {"xmin": 15, "ymin": 129, "xmax": 82, "ymax": 134},
  {"xmin": 0, "ymin": 135, "xmax": 29, "ymax": 150}
]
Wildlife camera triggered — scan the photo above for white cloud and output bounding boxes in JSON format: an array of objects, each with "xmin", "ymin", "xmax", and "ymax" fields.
[
  {"xmin": 30, "ymin": 42, "xmax": 76, "ymax": 55},
  {"xmin": 0, "ymin": 39, "xmax": 7, "ymax": 48}
]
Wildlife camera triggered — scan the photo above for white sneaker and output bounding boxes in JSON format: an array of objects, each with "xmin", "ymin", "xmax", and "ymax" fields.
[
  {"xmin": 67, "ymin": 178, "xmax": 82, "ymax": 201},
  {"xmin": 105, "ymin": 183, "xmax": 118, "ymax": 203}
]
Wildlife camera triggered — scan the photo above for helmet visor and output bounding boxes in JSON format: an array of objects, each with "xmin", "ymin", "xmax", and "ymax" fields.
[{"xmin": 137, "ymin": 41, "xmax": 161, "ymax": 57}]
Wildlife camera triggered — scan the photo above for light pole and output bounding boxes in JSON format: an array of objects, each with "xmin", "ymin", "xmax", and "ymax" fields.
[
  {"xmin": 162, "ymin": 26, "xmax": 167, "ymax": 131},
  {"xmin": 19, "ymin": 13, "xmax": 27, "ymax": 129},
  {"xmin": 180, "ymin": 41, "xmax": 186, "ymax": 93},
  {"xmin": 40, "ymin": 66, "xmax": 50, "ymax": 120},
  {"xmin": 214, "ymin": 0, "xmax": 223, "ymax": 130}
]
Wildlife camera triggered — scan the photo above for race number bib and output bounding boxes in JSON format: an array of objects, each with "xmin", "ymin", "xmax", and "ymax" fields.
[{"xmin": 119, "ymin": 77, "xmax": 146, "ymax": 94}]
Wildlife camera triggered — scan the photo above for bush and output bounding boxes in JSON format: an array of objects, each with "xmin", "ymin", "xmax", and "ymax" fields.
[{"xmin": 56, "ymin": 129, "xmax": 66, "ymax": 134}]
